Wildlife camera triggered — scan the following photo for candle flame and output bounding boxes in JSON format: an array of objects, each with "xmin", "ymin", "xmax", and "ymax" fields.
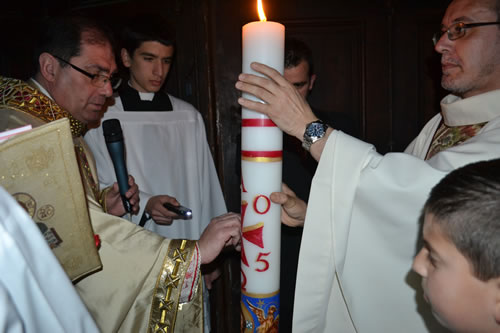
[{"xmin": 257, "ymin": 0, "xmax": 267, "ymax": 22}]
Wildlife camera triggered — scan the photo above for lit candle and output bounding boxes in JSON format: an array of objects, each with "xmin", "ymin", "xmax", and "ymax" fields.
[{"xmin": 240, "ymin": 1, "xmax": 284, "ymax": 332}]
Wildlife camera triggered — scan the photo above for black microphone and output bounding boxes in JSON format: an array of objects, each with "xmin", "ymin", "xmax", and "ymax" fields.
[{"xmin": 102, "ymin": 119, "xmax": 131, "ymax": 213}]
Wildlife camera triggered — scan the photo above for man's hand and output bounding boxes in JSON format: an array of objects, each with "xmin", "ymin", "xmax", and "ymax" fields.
[
  {"xmin": 198, "ymin": 212, "xmax": 241, "ymax": 265},
  {"xmin": 270, "ymin": 183, "xmax": 307, "ymax": 227},
  {"xmin": 145, "ymin": 195, "xmax": 182, "ymax": 225},
  {"xmin": 106, "ymin": 175, "xmax": 140, "ymax": 216},
  {"xmin": 235, "ymin": 62, "xmax": 318, "ymax": 141}
]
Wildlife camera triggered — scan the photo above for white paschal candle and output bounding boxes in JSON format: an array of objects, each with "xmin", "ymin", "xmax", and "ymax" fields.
[{"xmin": 240, "ymin": 12, "xmax": 284, "ymax": 333}]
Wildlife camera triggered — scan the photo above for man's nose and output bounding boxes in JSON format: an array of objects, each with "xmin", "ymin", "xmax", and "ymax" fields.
[
  {"xmin": 100, "ymin": 81, "xmax": 113, "ymax": 97},
  {"xmin": 434, "ymin": 32, "xmax": 451, "ymax": 54},
  {"xmin": 153, "ymin": 61, "xmax": 163, "ymax": 76}
]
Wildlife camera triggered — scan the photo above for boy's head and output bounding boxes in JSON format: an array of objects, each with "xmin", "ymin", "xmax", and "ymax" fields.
[
  {"xmin": 412, "ymin": 158, "xmax": 500, "ymax": 333},
  {"xmin": 120, "ymin": 18, "xmax": 175, "ymax": 93}
]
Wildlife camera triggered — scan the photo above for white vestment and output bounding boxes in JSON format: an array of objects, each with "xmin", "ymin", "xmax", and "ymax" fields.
[
  {"xmin": 293, "ymin": 90, "xmax": 500, "ymax": 332},
  {"xmin": 0, "ymin": 187, "xmax": 99, "ymax": 333},
  {"xmin": 85, "ymin": 94, "xmax": 227, "ymax": 240}
]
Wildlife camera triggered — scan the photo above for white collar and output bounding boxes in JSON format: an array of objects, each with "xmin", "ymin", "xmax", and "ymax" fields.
[
  {"xmin": 440, "ymin": 89, "xmax": 500, "ymax": 126},
  {"xmin": 128, "ymin": 81, "xmax": 155, "ymax": 101}
]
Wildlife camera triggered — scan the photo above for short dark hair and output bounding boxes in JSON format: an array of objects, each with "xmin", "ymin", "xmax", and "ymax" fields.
[
  {"xmin": 494, "ymin": 0, "xmax": 500, "ymax": 23},
  {"xmin": 33, "ymin": 15, "xmax": 114, "ymax": 75},
  {"xmin": 423, "ymin": 158, "xmax": 500, "ymax": 281},
  {"xmin": 284, "ymin": 37, "xmax": 314, "ymax": 76},
  {"xmin": 121, "ymin": 17, "xmax": 175, "ymax": 57}
]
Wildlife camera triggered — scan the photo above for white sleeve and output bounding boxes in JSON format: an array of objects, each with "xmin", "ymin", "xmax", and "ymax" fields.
[
  {"xmin": 0, "ymin": 187, "xmax": 100, "ymax": 333},
  {"xmin": 294, "ymin": 122, "xmax": 500, "ymax": 332},
  {"xmin": 0, "ymin": 284, "xmax": 23, "ymax": 333}
]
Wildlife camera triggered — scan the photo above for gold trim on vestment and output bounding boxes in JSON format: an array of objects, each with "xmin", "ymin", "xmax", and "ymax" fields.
[
  {"xmin": 148, "ymin": 239, "xmax": 196, "ymax": 333},
  {"xmin": 0, "ymin": 76, "xmax": 86, "ymax": 137},
  {"xmin": 98, "ymin": 186, "xmax": 112, "ymax": 213}
]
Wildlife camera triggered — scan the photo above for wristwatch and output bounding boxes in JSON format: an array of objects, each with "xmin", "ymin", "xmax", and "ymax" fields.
[{"xmin": 302, "ymin": 120, "xmax": 329, "ymax": 151}]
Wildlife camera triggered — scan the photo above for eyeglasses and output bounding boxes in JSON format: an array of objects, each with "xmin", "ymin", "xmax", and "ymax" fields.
[
  {"xmin": 432, "ymin": 21, "xmax": 500, "ymax": 46},
  {"xmin": 53, "ymin": 55, "xmax": 122, "ymax": 89}
]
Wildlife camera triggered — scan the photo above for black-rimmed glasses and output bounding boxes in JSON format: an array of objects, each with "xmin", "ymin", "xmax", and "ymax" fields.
[
  {"xmin": 53, "ymin": 55, "xmax": 122, "ymax": 89},
  {"xmin": 432, "ymin": 21, "xmax": 500, "ymax": 45}
]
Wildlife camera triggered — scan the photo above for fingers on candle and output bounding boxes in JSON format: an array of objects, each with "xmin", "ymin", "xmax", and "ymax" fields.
[
  {"xmin": 270, "ymin": 191, "xmax": 287, "ymax": 204},
  {"xmin": 199, "ymin": 213, "xmax": 241, "ymax": 264},
  {"xmin": 238, "ymin": 73, "xmax": 277, "ymax": 93},
  {"xmin": 282, "ymin": 194, "xmax": 300, "ymax": 210},
  {"xmin": 270, "ymin": 183, "xmax": 298, "ymax": 205},
  {"xmin": 223, "ymin": 217, "xmax": 242, "ymax": 250},
  {"xmin": 237, "ymin": 97, "xmax": 271, "ymax": 116},
  {"xmin": 250, "ymin": 62, "xmax": 289, "ymax": 87},
  {"xmin": 282, "ymin": 211, "xmax": 305, "ymax": 228}
]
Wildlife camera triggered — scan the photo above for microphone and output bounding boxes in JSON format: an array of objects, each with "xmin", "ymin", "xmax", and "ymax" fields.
[{"xmin": 102, "ymin": 119, "xmax": 131, "ymax": 213}]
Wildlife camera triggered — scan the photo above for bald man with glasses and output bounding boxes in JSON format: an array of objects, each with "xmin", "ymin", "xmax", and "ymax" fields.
[{"xmin": 236, "ymin": 0, "xmax": 500, "ymax": 332}]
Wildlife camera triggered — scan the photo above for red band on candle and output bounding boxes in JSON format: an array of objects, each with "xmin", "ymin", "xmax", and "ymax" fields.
[
  {"xmin": 242, "ymin": 118, "xmax": 277, "ymax": 127},
  {"xmin": 241, "ymin": 150, "xmax": 282, "ymax": 162}
]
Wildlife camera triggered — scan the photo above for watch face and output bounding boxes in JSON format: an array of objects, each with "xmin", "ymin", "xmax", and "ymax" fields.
[{"xmin": 306, "ymin": 122, "xmax": 326, "ymax": 139}]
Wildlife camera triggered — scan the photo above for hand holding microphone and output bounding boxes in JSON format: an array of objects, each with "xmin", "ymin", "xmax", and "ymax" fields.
[{"xmin": 103, "ymin": 119, "xmax": 136, "ymax": 215}]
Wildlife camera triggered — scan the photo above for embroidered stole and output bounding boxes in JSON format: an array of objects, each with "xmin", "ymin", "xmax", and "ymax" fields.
[{"xmin": 425, "ymin": 120, "xmax": 487, "ymax": 160}]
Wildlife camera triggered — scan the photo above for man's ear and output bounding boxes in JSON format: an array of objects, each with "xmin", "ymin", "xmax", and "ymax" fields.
[
  {"xmin": 121, "ymin": 48, "xmax": 132, "ymax": 68},
  {"xmin": 308, "ymin": 74, "xmax": 317, "ymax": 91},
  {"xmin": 38, "ymin": 53, "xmax": 58, "ymax": 82}
]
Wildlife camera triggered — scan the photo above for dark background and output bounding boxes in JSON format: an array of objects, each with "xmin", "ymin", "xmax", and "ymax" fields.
[{"xmin": 1, "ymin": 0, "xmax": 450, "ymax": 331}]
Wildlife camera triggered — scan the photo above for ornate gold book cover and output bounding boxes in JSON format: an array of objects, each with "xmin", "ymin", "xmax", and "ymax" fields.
[{"xmin": 0, "ymin": 118, "xmax": 102, "ymax": 281}]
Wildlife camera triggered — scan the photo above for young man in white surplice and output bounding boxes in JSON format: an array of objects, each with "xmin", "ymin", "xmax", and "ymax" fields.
[
  {"xmin": 84, "ymin": 19, "xmax": 227, "ymax": 332},
  {"xmin": 85, "ymin": 18, "xmax": 226, "ymax": 241}
]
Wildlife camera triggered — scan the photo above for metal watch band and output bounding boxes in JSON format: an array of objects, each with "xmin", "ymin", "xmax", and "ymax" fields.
[{"xmin": 302, "ymin": 120, "xmax": 329, "ymax": 151}]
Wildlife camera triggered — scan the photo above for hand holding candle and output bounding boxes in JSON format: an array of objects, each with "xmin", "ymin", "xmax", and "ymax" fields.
[{"xmin": 237, "ymin": 62, "xmax": 318, "ymax": 141}]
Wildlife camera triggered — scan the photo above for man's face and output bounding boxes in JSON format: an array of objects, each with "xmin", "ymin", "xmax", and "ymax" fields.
[
  {"xmin": 435, "ymin": 0, "xmax": 500, "ymax": 98},
  {"xmin": 51, "ymin": 39, "xmax": 116, "ymax": 124},
  {"xmin": 121, "ymin": 41, "xmax": 174, "ymax": 93},
  {"xmin": 412, "ymin": 214, "xmax": 499, "ymax": 333},
  {"xmin": 284, "ymin": 60, "xmax": 316, "ymax": 99}
]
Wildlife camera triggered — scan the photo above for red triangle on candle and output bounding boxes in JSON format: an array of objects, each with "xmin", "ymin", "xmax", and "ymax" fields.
[{"xmin": 243, "ymin": 222, "xmax": 264, "ymax": 248}]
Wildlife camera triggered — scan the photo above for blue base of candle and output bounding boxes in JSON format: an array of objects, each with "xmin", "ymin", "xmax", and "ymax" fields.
[{"xmin": 241, "ymin": 289, "xmax": 280, "ymax": 332}]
